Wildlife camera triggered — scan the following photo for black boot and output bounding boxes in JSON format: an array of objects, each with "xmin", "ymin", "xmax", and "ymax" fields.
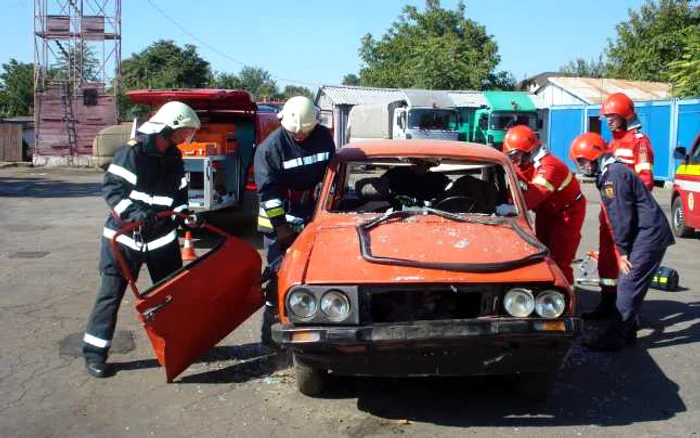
[
  {"xmin": 261, "ymin": 305, "xmax": 279, "ymax": 347},
  {"xmin": 582, "ymin": 292, "xmax": 617, "ymax": 320},
  {"xmin": 583, "ymin": 323, "xmax": 625, "ymax": 352},
  {"xmin": 85, "ymin": 359, "xmax": 112, "ymax": 378}
]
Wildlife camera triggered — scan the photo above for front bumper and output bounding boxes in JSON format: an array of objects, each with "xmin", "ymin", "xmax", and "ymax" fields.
[{"xmin": 272, "ymin": 317, "xmax": 581, "ymax": 376}]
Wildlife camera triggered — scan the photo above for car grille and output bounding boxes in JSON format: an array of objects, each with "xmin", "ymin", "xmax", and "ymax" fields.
[{"xmin": 362, "ymin": 285, "xmax": 500, "ymax": 323}]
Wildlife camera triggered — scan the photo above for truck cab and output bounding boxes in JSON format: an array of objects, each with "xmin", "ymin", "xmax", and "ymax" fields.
[
  {"xmin": 458, "ymin": 91, "xmax": 540, "ymax": 150},
  {"xmin": 347, "ymin": 100, "xmax": 459, "ymax": 143},
  {"xmin": 671, "ymin": 132, "xmax": 700, "ymax": 237}
]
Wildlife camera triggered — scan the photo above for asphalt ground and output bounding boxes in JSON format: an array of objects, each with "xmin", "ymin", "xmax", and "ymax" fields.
[{"xmin": 0, "ymin": 167, "xmax": 698, "ymax": 438}]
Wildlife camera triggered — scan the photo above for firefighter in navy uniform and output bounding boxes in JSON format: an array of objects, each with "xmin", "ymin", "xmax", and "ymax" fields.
[
  {"xmin": 83, "ymin": 101, "xmax": 201, "ymax": 378},
  {"xmin": 255, "ymin": 96, "xmax": 336, "ymax": 344},
  {"xmin": 570, "ymin": 135, "xmax": 674, "ymax": 351},
  {"xmin": 585, "ymin": 92, "xmax": 656, "ymax": 320}
]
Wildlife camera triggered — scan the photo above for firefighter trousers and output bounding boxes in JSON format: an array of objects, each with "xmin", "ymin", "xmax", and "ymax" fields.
[
  {"xmin": 616, "ymin": 245, "xmax": 667, "ymax": 324},
  {"xmin": 535, "ymin": 198, "xmax": 586, "ymax": 285},
  {"xmin": 83, "ymin": 237, "xmax": 182, "ymax": 362},
  {"xmin": 598, "ymin": 207, "xmax": 619, "ymax": 294}
]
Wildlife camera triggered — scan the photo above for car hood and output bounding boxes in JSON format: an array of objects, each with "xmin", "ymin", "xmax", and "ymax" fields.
[{"xmin": 302, "ymin": 215, "xmax": 556, "ymax": 284}]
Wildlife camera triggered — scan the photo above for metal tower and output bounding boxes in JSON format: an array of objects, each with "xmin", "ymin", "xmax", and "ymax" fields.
[{"xmin": 33, "ymin": 0, "xmax": 121, "ymax": 164}]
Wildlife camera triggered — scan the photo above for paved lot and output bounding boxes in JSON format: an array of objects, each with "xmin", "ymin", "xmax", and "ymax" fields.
[{"xmin": 0, "ymin": 167, "xmax": 698, "ymax": 438}]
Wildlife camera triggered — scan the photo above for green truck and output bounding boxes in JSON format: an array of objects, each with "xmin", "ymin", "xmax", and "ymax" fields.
[{"xmin": 457, "ymin": 91, "xmax": 541, "ymax": 150}]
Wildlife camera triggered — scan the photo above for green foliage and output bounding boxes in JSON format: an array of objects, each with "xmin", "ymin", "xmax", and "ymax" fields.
[
  {"xmin": 358, "ymin": 0, "xmax": 501, "ymax": 89},
  {"xmin": 559, "ymin": 56, "xmax": 609, "ymax": 78},
  {"xmin": 605, "ymin": 0, "xmax": 700, "ymax": 82},
  {"xmin": 279, "ymin": 85, "xmax": 313, "ymax": 100},
  {"xmin": 0, "ymin": 59, "xmax": 34, "ymax": 117},
  {"xmin": 237, "ymin": 66, "xmax": 278, "ymax": 99},
  {"xmin": 482, "ymin": 71, "xmax": 517, "ymax": 90},
  {"xmin": 668, "ymin": 25, "xmax": 700, "ymax": 97},
  {"xmin": 121, "ymin": 40, "xmax": 211, "ymax": 90},
  {"xmin": 342, "ymin": 73, "xmax": 360, "ymax": 85},
  {"xmin": 53, "ymin": 41, "xmax": 101, "ymax": 83}
]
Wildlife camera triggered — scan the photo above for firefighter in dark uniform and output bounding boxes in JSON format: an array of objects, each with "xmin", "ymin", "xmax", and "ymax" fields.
[
  {"xmin": 255, "ymin": 96, "xmax": 336, "ymax": 344},
  {"xmin": 83, "ymin": 101, "xmax": 201, "ymax": 377},
  {"xmin": 570, "ymin": 135, "xmax": 674, "ymax": 351}
]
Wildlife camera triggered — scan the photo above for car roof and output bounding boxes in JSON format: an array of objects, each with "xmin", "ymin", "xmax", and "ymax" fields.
[{"xmin": 336, "ymin": 140, "xmax": 509, "ymax": 164}]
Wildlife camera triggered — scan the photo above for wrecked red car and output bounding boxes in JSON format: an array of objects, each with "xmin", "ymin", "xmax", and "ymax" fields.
[
  {"xmin": 270, "ymin": 140, "xmax": 581, "ymax": 398},
  {"xmin": 122, "ymin": 140, "xmax": 579, "ymax": 399}
]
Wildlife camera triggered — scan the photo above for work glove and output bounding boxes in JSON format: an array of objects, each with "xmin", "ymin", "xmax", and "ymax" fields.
[
  {"xmin": 176, "ymin": 209, "xmax": 203, "ymax": 229},
  {"xmin": 495, "ymin": 203, "xmax": 517, "ymax": 217},
  {"xmin": 275, "ymin": 224, "xmax": 299, "ymax": 251}
]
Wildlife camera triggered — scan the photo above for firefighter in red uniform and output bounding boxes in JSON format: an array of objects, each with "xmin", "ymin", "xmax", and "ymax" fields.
[
  {"xmin": 503, "ymin": 125, "xmax": 586, "ymax": 284},
  {"xmin": 584, "ymin": 93, "xmax": 655, "ymax": 319}
]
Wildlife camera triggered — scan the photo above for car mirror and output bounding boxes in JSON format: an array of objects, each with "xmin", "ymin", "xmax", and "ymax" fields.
[{"xmin": 673, "ymin": 146, "xmax": 687, "ymax": 161}]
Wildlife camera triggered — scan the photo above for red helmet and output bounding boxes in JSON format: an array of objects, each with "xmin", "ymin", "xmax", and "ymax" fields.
[
  {"xmin": 601, "ymin": 93, "xmax": 635, "ymax": 120},
  {"xmin": 503, "ymin": 125, "xmax": 541, "ymax": 154},
  {"xmin": 570, "ymin": 132, "xmax": 608, "ymax": 162}
]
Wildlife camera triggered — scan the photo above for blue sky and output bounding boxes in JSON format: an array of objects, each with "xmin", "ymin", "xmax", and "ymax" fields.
[{"xmin": 2, "ymin": 0, "xmax": 647, "ymax": 88}]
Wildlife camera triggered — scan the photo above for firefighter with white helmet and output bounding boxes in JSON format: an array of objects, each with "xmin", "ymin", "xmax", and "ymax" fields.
[
  {"xmin": 254, "ymin": 95, "xmax": 336, "ymax": 344},
  {"xmin": 83, "ymin": 101, "xmax": 201, "ymax": 378}
]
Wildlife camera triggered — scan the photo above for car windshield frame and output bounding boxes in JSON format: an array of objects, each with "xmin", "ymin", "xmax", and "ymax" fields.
[{"xmin": 322, "ymin": 156, "xmax": 524, "ymax": 219}]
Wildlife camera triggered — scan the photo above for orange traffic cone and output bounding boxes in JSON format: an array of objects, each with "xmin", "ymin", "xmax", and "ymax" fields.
[{"xmin": 181, "ymin": 231, "xmax": 197, "ymax": 262}]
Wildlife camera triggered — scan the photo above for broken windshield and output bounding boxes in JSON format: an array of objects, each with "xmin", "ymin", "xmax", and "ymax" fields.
[{"xmin": 327, "ymin": 158, "xmax": 520, "ymax": 218}]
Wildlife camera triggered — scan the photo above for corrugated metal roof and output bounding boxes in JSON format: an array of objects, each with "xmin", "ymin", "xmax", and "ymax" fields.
[
  {"xmin": 316, "ymin": 85, "xmax": 405, "ymax": 106},
  {"xmin": 447, "ymin": 91, "xmax": 485, "ymax": 107},
  {"xmin": 546, "ymin": 77, "xmax": 671, "ymax": 104}
]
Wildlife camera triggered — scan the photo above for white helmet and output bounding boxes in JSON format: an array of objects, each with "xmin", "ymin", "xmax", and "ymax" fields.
[
  {"xmin": 137, "ymin": 101, "xmax": 201, "ymax": 135},
  {"xmin": 278, "ymin": 96, "xmax": 318, "ymax": 135}
]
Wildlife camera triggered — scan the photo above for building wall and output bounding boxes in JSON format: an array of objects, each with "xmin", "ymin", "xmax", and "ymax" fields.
[
  {"xmin": 536, "ymin": 84, "xmax": 586, "ymax": 107},
  {"xmin": 547, "ymin": 98, "xmax": 700, "ymax": 181}
]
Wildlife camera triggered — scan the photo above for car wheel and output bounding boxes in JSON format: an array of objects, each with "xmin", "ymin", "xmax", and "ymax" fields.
[
  {"xmin": 516, "ymin": 371, "xmax": 556, "ymax": 401},
  {"xmin": 294, "ymin": 354, "xmax": 328, "ymax": 396},
  {"xmin": 672, "ymin": 196, "xmax": 695, "ymax": 238}
]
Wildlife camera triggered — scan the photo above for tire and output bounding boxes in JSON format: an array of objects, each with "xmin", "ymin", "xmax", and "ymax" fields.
[
  {"xmin": 293, "ymin": 354, "xmax": 328, "ymax": 396},
  {"xmin": 516, "ymin": 371, "xmax": 556, "ymax": 401},
  {"xmin": 672, "ymin": 196, "xmax": 695, "ymax": 238}
]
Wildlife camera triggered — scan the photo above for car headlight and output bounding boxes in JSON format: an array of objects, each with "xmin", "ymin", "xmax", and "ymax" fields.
[
  {"xmin": 535, "ymin": 290, "xmax": 566, "ymax": 318},
  {"xmin": 504, "ymin": 288, "xmax": 535, "ymax": 318},
  {"xmin": 320, "ymin": 290, "xmax": 351, "ymax": 321},
  {"xmin": 288, "ymin": 289, "xmax": 317, "ymax": 319}
]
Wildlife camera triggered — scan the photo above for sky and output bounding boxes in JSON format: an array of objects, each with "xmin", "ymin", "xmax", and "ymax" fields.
[{"xmin": 1, "ymin": 0, "xmax": 649, "ymax": 89}]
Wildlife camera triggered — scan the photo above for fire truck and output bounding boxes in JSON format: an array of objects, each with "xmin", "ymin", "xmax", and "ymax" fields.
[
  {"xmin": 94, "ymin": 89, "xmax": 279, "ymax": 212},
  {"xmin": 672, "ymin": 131, "xmax": 700, "ymax": 238}
]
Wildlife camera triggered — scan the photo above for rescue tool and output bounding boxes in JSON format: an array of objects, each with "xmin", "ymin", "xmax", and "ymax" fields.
[
  {"xmin": 110, "ymin": 211, "xmax": 263, "ymax": 382},
  {"xmin": 573, "ymin": 251, "xmax": 680, "ymax": 292}
]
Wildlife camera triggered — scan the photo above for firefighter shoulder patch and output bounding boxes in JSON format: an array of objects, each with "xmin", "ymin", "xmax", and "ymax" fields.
[{"xmin": 603, "ymin": 181, "xmax": 615, "ymax": 199}]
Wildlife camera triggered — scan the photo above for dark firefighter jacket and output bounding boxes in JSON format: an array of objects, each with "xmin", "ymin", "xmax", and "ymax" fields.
[
  {"xmin": 102, "ymin": 134, "xmax": 189, "ymax": 252},
  {"xmin": 597, "ymin": 155, "xmax": 674, "ymax": 257},
  {"xmin": 254, "ymin": 125, "xmax": 336, "ymax": 233}
]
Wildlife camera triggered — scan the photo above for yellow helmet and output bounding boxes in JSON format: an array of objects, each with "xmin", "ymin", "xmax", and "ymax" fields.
[
  {"xmin": 138, "ymin": 101, "xmax": 201, "ymax": 135},
  {"xmin": 278, "ymin": 96, "xmax": 318, "ymax": 134}
]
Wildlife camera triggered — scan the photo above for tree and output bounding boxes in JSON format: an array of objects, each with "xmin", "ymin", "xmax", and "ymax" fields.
[
  {"xmin": 279, "ymin": 85, "xmax": 313, "ymax": 100},
  {"xmin": 606, "ymin": 0, "xmax": 700, "ymax": 82},
  {"xmin": 668, "ymin": 25, "xmax": 700, "ymax": 97},
  {"xmin": 121, "ymin": 40, "xmax": 211, "ymax": 90},
  {"xmin": 210, "ymin": 71, "xmax": 242, "ymax": 89},
  {"xmin": 342, "ymin": 73, "xmax": 360, "ymax": 86},
  {"xmin": 358, "ymin": 0, "xmax": 501, "ymax": 89},
  {"xmin": 559, "ymin": 56, "xmax": 608, "ymax": 78},
  {"xmin": 482, "ymin": 70, "xmax": 517, "ymax": 90},
  {"xmin": 237, "ymin": 66, "xmax": 278, "ymax": 100},
  {"xmin": 0, "ymin": 59, "xmax": 34, "ymax": 117},
  {"xmin": 54, "ymin": 41, "xmax": 101, "ymax": 83}
]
